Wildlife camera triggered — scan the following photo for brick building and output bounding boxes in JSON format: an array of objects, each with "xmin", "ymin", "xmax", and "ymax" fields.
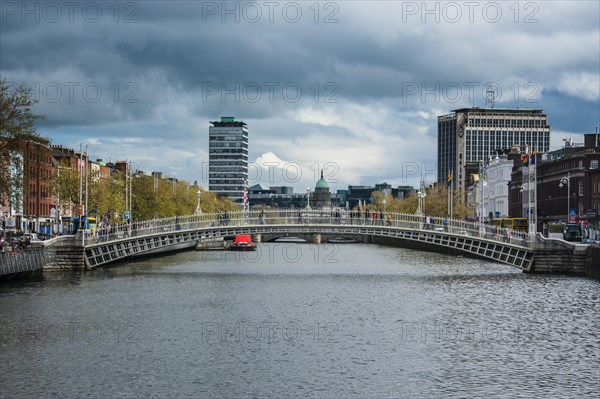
[{"xmin": 509, "ymin": 134, "xmax": 600, "ymax": 228}]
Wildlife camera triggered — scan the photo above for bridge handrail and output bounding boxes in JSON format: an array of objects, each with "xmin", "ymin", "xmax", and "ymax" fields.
[{"xmin": 84, "ymin": 209, "xmax": 533, "ymax": 248}]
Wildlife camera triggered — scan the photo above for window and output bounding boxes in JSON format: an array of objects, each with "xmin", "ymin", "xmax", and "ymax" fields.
[
  {"xmin": 591, "ymin": 160, "xmax": 598, "ymax": 169},
  {"xmin": 579, "ymin": 180, "xmax": 584, "ymax": 196}
]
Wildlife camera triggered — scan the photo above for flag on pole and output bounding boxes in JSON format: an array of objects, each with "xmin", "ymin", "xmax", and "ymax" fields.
[
  {"xmin": 522, "ymin": 146, "xmax": 529, "ymax": 167},
  {"xmin": 530, "ymin": 148, "xmax": 536, "ymax": 165},
  {"xmin": 447, "ymin": 171, "xmax": 452, "ymax": 187}
]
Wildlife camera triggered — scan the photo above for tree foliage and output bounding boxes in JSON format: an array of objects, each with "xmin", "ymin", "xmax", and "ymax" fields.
[
  {"xmin": 51, "ymin": 165, "xmax": 240, "ymax": 223},
  {"xmin": 358, "ymin": 186, "xmax": 475, "ymax": 219},
  {"xmin": 50, "ymin": 160, "xmax": 80, "ymax": 207},
  {"xmin": 0, "ymin": 78, "xmax": 48, "ymax": 210}
]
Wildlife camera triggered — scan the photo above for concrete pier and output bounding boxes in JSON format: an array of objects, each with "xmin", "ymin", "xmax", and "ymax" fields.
[{"xmin": 532, "ymin": 235, "xmax": 589, "ymax": 275}]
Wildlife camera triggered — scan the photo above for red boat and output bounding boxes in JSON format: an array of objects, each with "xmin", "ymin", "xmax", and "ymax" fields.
[{"xmin": 228, "ymin": 234, "xmax": 257, "ymax": 251}]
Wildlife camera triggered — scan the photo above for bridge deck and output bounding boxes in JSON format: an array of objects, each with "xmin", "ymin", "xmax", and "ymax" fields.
[
  {"xmin": 1, "ymin": 210, "xmax": 535, "ymax": 276},
  {"xmin": 82, "ymin": 209, "xmax": 534, "ymax": 270}
]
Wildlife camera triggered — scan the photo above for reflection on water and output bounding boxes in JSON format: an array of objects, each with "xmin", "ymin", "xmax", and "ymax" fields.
[{"xmin": 1, "ymin": 244, "xmax": 598, "ymax": 398}]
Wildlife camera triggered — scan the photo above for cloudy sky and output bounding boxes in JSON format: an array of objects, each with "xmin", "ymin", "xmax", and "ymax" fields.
[{"xmin": 1, "ymin": 1, "xmax": 599, "ymax": 191}]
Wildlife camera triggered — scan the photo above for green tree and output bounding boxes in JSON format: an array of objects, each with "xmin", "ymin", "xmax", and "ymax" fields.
[
  {"xmin": 0, "ymin": 79, "xmax": 48, "ymax": 211},
  {"xmin": 359, "ymin": 187, "xmax": 474, "ymax": 219},
  {"xmin": 50, "ymin": 160, "xmax": 80, "ymax": 214},
  {"xmin": 89, "ymin": 173, "xmax": 126, "ymax": 221}
]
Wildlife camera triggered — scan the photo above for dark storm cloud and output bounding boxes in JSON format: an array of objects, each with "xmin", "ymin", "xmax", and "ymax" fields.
[{"xmin": 1, "ymin": 0, "xmax": 598, "ymax": 186}]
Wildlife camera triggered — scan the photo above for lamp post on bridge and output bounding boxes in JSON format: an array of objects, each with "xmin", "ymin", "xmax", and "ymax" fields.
[
  {"xmin": 195, "ymin": 190, "xmax": 203, "ymax": 215},
  {"xmin": 415, "ymin": 190, "xmax": 426, "ymax": 216},
  {"xmin": 125, "ymin": 160, "xmax": 140, "ymax": 225}
]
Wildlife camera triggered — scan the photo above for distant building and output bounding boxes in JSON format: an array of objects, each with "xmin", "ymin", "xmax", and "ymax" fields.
[
  {"xmin": 345, "ymin": 183, "xmax": 416, "ymax": 209},
  {"xmin": 209, "ymin": 117, "xmax": 248, "ymax": 205},
  {"xmin": 533, "ymin": 134, "xmax": 600, "ymax": 223},
  {"xmin": 311, "ymin": 171, "xmax": 331, "ymax": 208},
  {"xmin": 482, "ymin": 154, "xmax": 515, "ymax": 218},
  {"xmin": 438, "ymin": 107, "xmax": 550, "ymax": 191},
  {"xmin": 248, "ymin": 185, "xmax": 306, "ymax": 208}
]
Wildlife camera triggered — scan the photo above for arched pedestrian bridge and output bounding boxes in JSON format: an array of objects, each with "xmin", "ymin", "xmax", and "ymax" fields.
[{"xmin": 80, "ymin": 209, "xmax": 535, "ymax": 271}]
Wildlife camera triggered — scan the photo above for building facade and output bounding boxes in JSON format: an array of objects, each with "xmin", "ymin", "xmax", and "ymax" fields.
[
  {"xmin": 208, "ymin": 117, "xmax": 248, "ymax": 204},
  {"xmin": 22, "ymin": 141, "xmax": 54, "ymax": 235},
  {"xmin": 438, "ymin": 107, "xmax": 550, "ymax": 191},
  {"xmin": 535, "ymin": 136, "xmax": 600, "ymax": 223},
  {"xmin": 507, "ymin": 134, "xmax": 600, "ymax": 227},
  {"xmin": 482, "ymin": 155, "xmax": 514, "ymax": 218}
]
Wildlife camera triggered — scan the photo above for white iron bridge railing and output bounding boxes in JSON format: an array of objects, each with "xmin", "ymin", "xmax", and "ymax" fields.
[{"xmin": 83, "ymin": 209, "xmax": 534, "ymax": 249}]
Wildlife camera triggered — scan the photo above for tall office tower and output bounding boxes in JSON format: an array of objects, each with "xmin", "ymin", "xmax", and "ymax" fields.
[
  {"xmin": 209, "ymin": 117, "xmax": 248, "ymax": 204},
  {"xmin": 438, "ymin": 107, "xmax": 550, "ymax": 191}
]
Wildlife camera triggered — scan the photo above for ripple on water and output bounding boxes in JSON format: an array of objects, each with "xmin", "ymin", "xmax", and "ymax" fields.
[{"xmin": 1, "ymin": 244, "xmax": 598, "ymax": 398}]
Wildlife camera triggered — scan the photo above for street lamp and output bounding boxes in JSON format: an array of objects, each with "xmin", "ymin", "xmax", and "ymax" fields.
[
  {"xmin": 126, "ymin": 161, "xmax": 140, "ymax": 224},
  {"xmin": 195, "ymin": 190, "xmax": 202, "ymax": 215},
  {"xmin": 306, "ymin": 187, "xmax": 311, "ymax": 209},
  {"xmin": 416, "ymin": 190, "xmax": 425, "ymax": 216},
  {"xmin": 559, "ymin": 173, "xmax": 570, "ymax": 222}
]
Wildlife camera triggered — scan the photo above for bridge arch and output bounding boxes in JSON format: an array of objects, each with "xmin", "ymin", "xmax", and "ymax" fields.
[{"xmin": 81, "ymin": 216, "xmax": 534, "ymax": 271}]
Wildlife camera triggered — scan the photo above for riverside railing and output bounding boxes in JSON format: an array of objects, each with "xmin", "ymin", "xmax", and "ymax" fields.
[
  {"xmin": 84, "ymin": 209, "xmax": 534, "ymax": 248},
  {"xmin": 0, "ymin": 247, "xmax": 55, "ymax": 276}
]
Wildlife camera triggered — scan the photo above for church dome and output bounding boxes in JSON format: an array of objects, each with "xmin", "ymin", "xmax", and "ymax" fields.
[{"xmin": 315, "ymin": 170, "xmax": 329, "ymax": 189}]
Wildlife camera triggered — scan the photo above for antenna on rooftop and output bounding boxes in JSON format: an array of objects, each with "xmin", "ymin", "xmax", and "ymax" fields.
[{"xmin": 485, "ymin": 88, "xmax": 497, "ymax": 108}]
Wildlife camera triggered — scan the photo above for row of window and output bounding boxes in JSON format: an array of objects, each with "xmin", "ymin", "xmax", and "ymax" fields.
[
  {"xmin": 27, "ymin": 151, "xmax": 53, "ymax": 165},
  {"xmin": 209, "ymin": 161, "xmax": 248, "ymax": 166},
  {"xmin": 209, "ymin": 149, "xmax": 247, "ymax": 154},
  {"xmin": 466, "ymin": 130, "xmax": 549, "ymax": 139},
  {"xmin": 209, "ymin": 133, "xmax": 248, "ymax": 139},
  {"xmin": 208, "ymin": 174, "xmax": 246, "ymax": 179},
  {"xmin": 25, "ymin": 202, "xmax": 52, "ymax": 217},
  {"xmin": 545, "ymin": 159, "xmax": 598, "ymax": 175},
  {"xmin": 209, "ymin": 142, "xmax": 247, "ymax": 148},
  {"xmin": 209, "ymin": 155, "xmax": 249, "ymax": 160},
  {"xmin": 467, "ymin": 118, "xmax": 546, "ymax": 127},
  {"xmin": 28, "ymin": 182, "xmax": 50, "ymax": 199},
  {"xmin": 209, "ymin": 180, "xmax": 246, "ymax": 185},
  {"xmin": 210, "ymin": 187, "xmax": 245, "ymax": 192}
]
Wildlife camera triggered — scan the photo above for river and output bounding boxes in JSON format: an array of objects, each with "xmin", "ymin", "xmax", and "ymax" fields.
[{"xmin": 1, "ymin": 243, "xmax": 598, "ymax": 398}]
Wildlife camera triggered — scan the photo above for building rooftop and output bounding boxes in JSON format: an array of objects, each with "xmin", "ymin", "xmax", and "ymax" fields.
[
  {"xmin": 315, "ymin": 171, "xmax": 329, "ymax": 189},
  {"xmin": 450, "ymin": 107, "xmax": 545, "ymax": 114},
  {"xmin": 210, "ymin": 116, "xmax": 247, "ymax": 127}
]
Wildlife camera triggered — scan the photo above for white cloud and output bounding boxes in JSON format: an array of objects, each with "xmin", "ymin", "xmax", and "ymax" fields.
[{"xmin": 556, "ymin": 72, "xmax": 600, "ymax": 101}]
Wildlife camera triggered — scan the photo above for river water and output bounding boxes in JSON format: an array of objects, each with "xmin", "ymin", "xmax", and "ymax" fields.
[{"xmin": 1, "ymin": 243, "xmax": 598, "ymax": 398}]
